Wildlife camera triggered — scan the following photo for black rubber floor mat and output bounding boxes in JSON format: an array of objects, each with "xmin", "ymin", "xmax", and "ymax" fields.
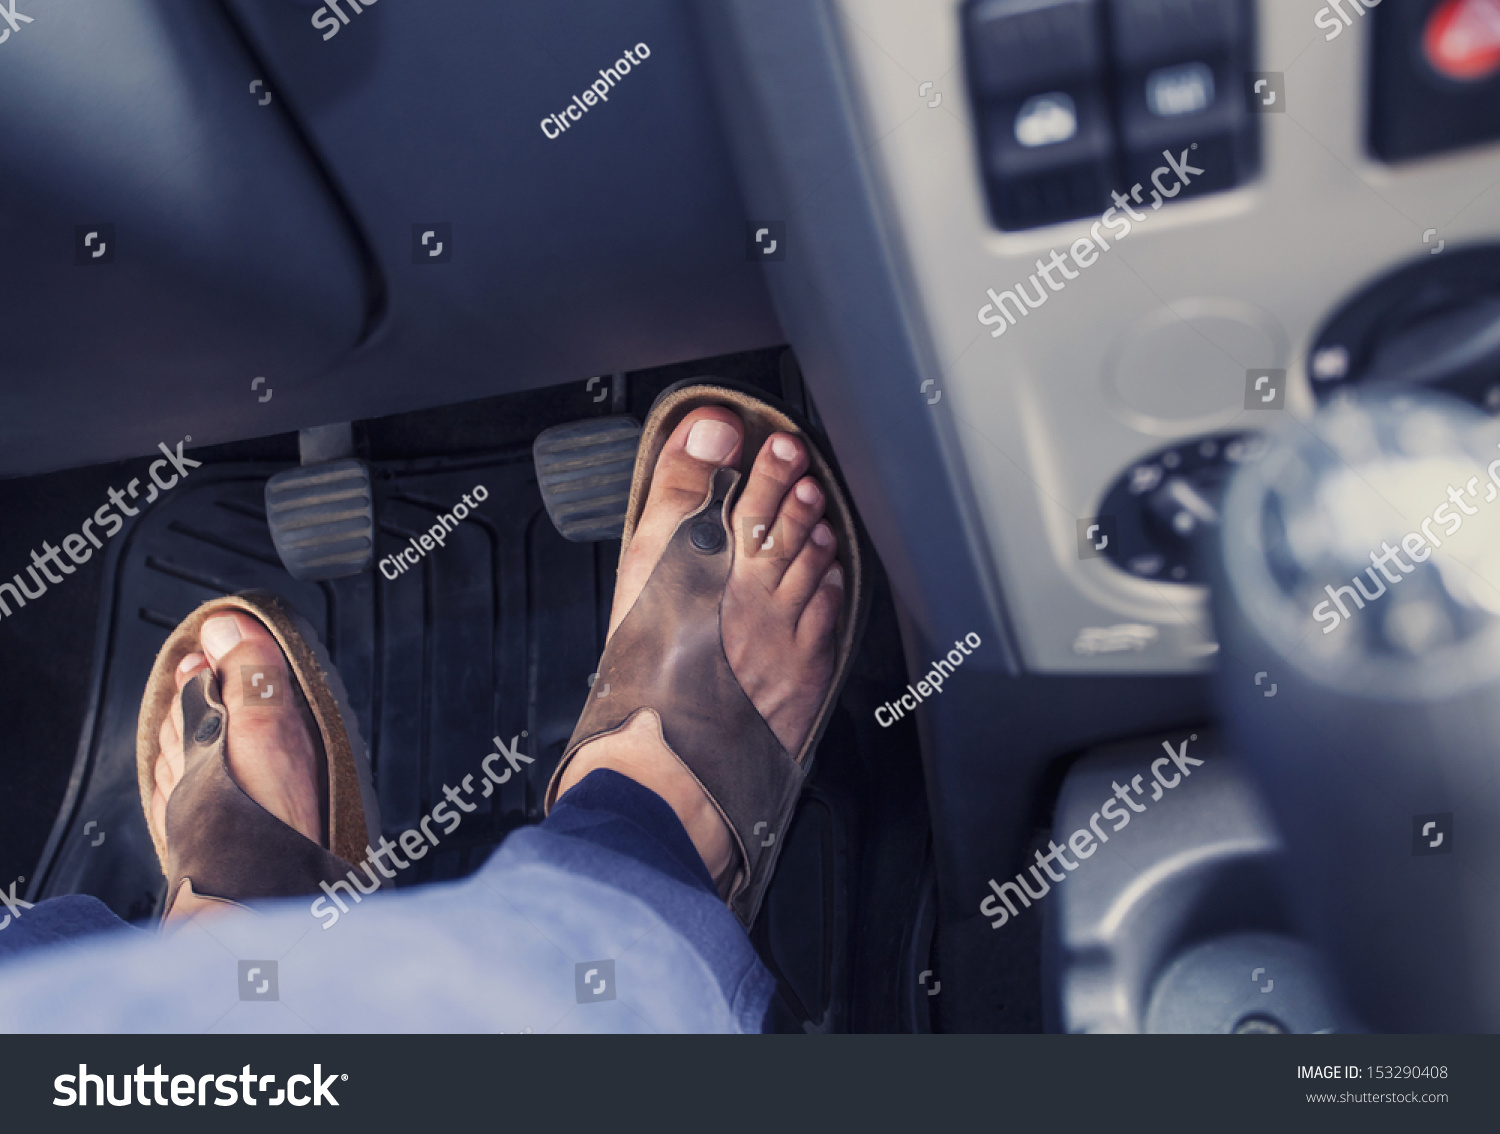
[{"xmin": 30, "ymin": 452, "xmax": 613, "ymax": 921}]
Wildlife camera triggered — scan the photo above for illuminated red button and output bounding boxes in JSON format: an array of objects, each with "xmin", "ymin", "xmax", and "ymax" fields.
[{"xmin": 1424, "ymin": 0, "xmax": 1500, "ymax": 81}]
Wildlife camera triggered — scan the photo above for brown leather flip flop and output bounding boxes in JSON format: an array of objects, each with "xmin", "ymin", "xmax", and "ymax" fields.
[
  {"xmin": 136, "ymin": 590, "xmax": 382, "ymax": 924},
  {"xmin": 544, "ymin": 379, "xmax": 869, "ymax": 927}
]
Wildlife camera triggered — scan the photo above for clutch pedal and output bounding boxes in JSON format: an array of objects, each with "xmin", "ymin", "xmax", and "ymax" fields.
[
  {"xmin": 533, "ymin": 414, "xmax": 641, "ymax": 542},
  {"xmin": 265, "ymin": 423, "xmax": 375, "ymax": 580}
]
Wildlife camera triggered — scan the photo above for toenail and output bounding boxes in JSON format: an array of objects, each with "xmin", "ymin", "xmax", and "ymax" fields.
[
  {"xmin": 200, "ymin": 615, "xmax": 242, "ymax": 660},
  {"xmin": 177, "ymin": 654, "xmax": 202, "ymax": 675},
  {"xmin": 771, "ymin": 436, "xmax": 798, "ymax": 461},
  {"xmin": 796, "ymin": 482, "xmax": 823, "ymax": 508},
  {"xmin": 825, "ymin": 564, "xmax": 844, "ymax": 588},
  {"xmin": 686, "ymin": 419, "xmax": 737, "ymax": 462},
  {"xmin": 812, "ymin": 523, "xmax": 833, "ymax": 548}
]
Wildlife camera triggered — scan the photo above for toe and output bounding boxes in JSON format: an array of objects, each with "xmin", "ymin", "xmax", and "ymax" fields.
[
  {"xmin": 199, "ymin": 613, "xmax": 287, "ymax": 714},
  {"xmin": 650, "ymin": 407, "xmax": 744, "ymax": 505},
  {"xmin": 612, "ymin": 407, "xmax": 744, "ymax": 636},
  {"xmin": 158, "ymin": 715, "xmax": 182, "ymax": 789},
  {"xmin": 151, "ymin": 784, "xmax": 167, "ymax": 841},
  {"xmin": 167, "ymin": 652, "xmax": 208, "ymax": 782},
  {"xmin": 732, "ymin": 433, "xmax": 810, "ymax": 573},
  {"xmin": 196, "ymin": 610, "xmax": 322, "ymax": 844},
  {"xmin": 176, "ymin": 651, "xmax": 208, "ymax": 688},
  {"xmin": 155, "ymin": 747, "xmax": 176, "ymax": 800},
  {"xmin": 796, "ymin": 563, "xmax": 844, "ymax": 644},
  {"xmin": 772, "ymin": 476, "xmax": 828, "ymax": 564},
  {"xmin": 779, "ymin": 518, "xmax": 839, "ymax": 608}
]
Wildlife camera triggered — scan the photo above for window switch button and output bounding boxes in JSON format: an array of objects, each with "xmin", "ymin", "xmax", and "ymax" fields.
[
  {"xmin": 966, "ymin": 0, "xmax": 1105, "ymax": 98},
  {"xmin": 982, "ymin": 83, "xmax": 1116, "ymax": 228},
  {"xmin": 1108, "ymin": 0, "xmax": 1248, "ymax": 68},
  {"xmin": 1108, "ymin": 0, "xmax": 1258, "ymax": 198}
]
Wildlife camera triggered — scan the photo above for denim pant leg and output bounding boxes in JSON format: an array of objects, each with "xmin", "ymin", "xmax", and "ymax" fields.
[
  {"xmin": 0, "ymin": 894, "xmax": 139, "ymax": 962},
  {"xmin": 0, "ymin": 772, "xmax": 733, "ymax": 953},
  {"xmin": 0, "ymin": 770, "xmax": 772, "ymax": 1030},
  {"xmin": 535, "ymin": 767, "xmax": 771, "ymax": 1029}
]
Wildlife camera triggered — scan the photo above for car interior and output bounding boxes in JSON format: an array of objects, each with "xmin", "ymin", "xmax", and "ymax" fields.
[{"xmin": 4, "ymin": 0, "xmax": 1500, "ymax": 1034}]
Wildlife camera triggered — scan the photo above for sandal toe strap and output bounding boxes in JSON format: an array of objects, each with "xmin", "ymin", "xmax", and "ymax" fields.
[{"xmin": 162, "ymin": 670, "xmax": 356, "ymax": 919}]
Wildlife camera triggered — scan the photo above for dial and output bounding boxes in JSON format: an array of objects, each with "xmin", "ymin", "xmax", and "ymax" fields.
[{"xmin": 1095, "ymin": 431, "xmax": 1267, "ymax": 584}]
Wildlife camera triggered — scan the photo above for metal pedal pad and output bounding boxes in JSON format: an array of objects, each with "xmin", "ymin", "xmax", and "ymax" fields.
[
  {"xmin": 532, "ymin": 415, "xmax": 641, "ymax": 541},
  {"xmin": 265, "ymin": 457, "xmax": 375, "ymax": 580}
]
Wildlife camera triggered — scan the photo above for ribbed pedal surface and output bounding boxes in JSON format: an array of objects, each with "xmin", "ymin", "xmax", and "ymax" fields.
[
  {"xmin": 264, "ymin": 458, "xmax": 375, "ymax": 580},
  {"xmin": 532, "ymin": 416, "xmax": 641, "ymax": 541}
]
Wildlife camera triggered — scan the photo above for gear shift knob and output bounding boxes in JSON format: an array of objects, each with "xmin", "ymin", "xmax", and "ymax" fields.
[{"xmin": 1210, "ymin": 391, "xmax": 1500, "ymax": 1031}]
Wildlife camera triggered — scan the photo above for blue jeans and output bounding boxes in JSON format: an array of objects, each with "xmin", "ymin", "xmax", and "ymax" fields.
[{"xmin": 0, "ymin": 770, "xmax": 773, "ymax": 1033}]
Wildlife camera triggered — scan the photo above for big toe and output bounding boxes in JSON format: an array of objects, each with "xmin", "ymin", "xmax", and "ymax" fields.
[
  {"xmin": 199, "ymin": 612, "xmax": 295, "ymax": 714},
  {"xmin": 196, "ymin": 611, "xmax": 321, "ymax": 842},
  {"xmin": 653, "ymin": 407, "xmax": 743, "ymax": 502},
  {"xmin": 612, "ymin": 407, "xmax": 745, "ymax": 633}
]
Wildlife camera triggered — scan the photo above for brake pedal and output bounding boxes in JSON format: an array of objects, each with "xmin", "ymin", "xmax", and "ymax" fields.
[
  {"xmin": 266, "ymin": 423, "xmax": 375, "ymax": 580},
  {"xmin": 533, "ymin": 415, "xmax": 641, "ymax": 541}
]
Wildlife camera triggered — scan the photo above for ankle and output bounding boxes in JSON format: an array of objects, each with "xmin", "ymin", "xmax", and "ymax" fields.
[{"xmin": 561, "ymin": 715, "xmax": 735, "ymax": 881}]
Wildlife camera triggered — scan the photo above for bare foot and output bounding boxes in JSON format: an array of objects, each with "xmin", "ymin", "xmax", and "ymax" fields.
[
  {"xmin": 152, "ymin": 612, "xmax": 323, "ymax": 922},
  {"xmin": 558, "ymin": 407, "xmax": 843, "ymax": 881}
]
